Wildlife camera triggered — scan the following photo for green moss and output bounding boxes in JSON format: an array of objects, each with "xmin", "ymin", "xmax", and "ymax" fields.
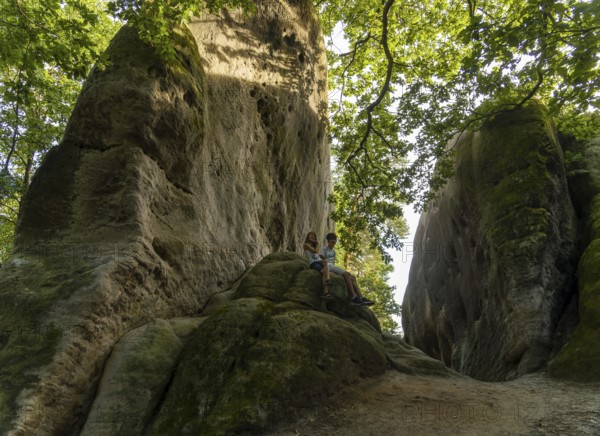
[
  {"xmin": 0, "ymin": 323, "xmax": 62, "ymax": 429},
  {"xmin": 165, "ymin": 25, "xmax": 205, "ymax": 106},
  {"xmin": 82, "ymin": 320, "xmax": 184, "ymax": 434},
  {"xmin": 234, "ymin": 256, "xmax": 308, "ymax": 302},
  {"xmin": 578, "ymin": 239, "xmax": 600, "ymax": 330},
  {"xmin": 470, "ymin": 105, "xmax": 566, "ymax": 291},
  {"xmin": 149, "ymin": 304, "xmax": 386, "ymax": 435},
  {"xmin": 548, "ymin": 325, "xmax": 600, "ymax": 382},
  {"xmin": 0, "ymin": 254, "xmax": 98, "ymax": 430},
  {"xmin": 383, "ymin": 333, "xmax": 450, "ymax": 376},
  {"xmin": 147, "ymin": 253, "xmax": 401, "ymax": 435},
  {"xmin": 589, "ymin": 194, "xmax": 600, "ymax": 241},
  {"xmin": 549, "ymin": 195, "xmax": 600, "ymax": 381},
  {"xmin": 147, "ymin": 297, "xmax": 275, "ymax": 435},
  {"xmin": 481, "ymin": 162, "xmax": 554, "ymax": 249}
]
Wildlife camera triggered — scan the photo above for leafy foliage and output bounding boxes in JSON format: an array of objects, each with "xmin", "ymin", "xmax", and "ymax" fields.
[
  {"xmin": 107, "ymin": 0, "xmax": 256, "ymax": 58},
  {"xmin": 318, "ymin": 0, "xmax": 600, "ymax": 254},
  {"xmin": 0, "ymin": 0, "xmax": 119, "ymax": 262}
]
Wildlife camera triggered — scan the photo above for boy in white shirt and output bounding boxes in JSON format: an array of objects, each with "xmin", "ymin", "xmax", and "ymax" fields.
[{"xmin": 320, "ymin": 233, "xmax": 374, "ymax": 306}]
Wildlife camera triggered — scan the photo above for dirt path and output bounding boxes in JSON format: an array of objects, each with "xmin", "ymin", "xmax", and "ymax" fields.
[{"xmin": 268, "ymin": 370, "xmax": 600, "ymax": 435}]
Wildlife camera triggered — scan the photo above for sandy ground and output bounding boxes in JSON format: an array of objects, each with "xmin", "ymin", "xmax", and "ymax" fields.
[{"xmin": 268, "ymin": 370, "xmax": 600, "ymax": 435}]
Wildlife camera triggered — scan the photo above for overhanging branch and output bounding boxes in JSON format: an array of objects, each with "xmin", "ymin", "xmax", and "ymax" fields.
[{"xmin": 345, "ymin": 0, "xmax": 396, "ymax": 186}]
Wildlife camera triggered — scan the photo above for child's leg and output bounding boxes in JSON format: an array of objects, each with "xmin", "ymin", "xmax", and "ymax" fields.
[
  {"xmin": 323, "ymin": 262, "xmax": 330, "ymax": 283},
  {"xmin": 330, "ymin": 265, "xmax": 356, "ymax": 299},
  {"xmin": 342, "ymin": 272, "xmax": 357, "ymax": 298},
  {"xmin": 350, "ymin": 274, "xmax": 362, "ymax": 297},
  {"xmin": 321, "ymin": 266, "xmax": 334, "ymax": 299}
]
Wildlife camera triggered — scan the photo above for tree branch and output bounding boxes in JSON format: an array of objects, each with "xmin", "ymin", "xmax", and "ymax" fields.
[
  {"xmin": 345, "ymin": 0, "xmax": 396, "ymax": 185},
  {"xmin": 515, "ymin": 68, "xmax": 544, "ymax": 108},
  {"xmin": 13, "ymin": 0, "xmax": 59, "ymax": 38},
  {"xmin": 335, "ymin": 32, "xmax": 372, "ymax": 110},
  {"xmin": 4, "ymin": 84, "xmax": 21, "ymax": 173}
]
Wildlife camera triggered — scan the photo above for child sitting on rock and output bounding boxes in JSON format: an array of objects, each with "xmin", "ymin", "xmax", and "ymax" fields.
[
  {"xmin": 303, "ymin": 231, "xmax": 334, "ymax": 299},
  {"xmin": 320, "ymin": 232, "xmax": 374, "ymax": 306}
]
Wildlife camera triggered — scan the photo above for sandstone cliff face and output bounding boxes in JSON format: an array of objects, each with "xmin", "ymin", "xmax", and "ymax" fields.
[
  {"xmin": 402, "ymin": 103, "xmax": 579, "ymax": 381},
  {"xmin": 0, "ymin": 1, "xmax": 331, "ymax": 433}
]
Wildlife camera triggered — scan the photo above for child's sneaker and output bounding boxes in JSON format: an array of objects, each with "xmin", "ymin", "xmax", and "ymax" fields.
[
  {"xmin": 350, "ymin": 296, "xmax": 363, "ymax": 305},
  {"xmin": 359, "ymin": 296, "xmax": 374, "ymax": 306}
]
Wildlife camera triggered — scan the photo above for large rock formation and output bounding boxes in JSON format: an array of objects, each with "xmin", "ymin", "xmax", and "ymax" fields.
[
  {"xmin": 79, "ymin": 253, "xmax": 449, "ymax": 435},
  {"xmin": 402, "ymin": 103, "xmax": 581, "ymax": 381},
  {"xmin": 0, "ymin": 1, "xmax": 333, "ymax": 433},
  {"xmin": 148, "ymin": 254, "xmax": 449, "ymax": 434},
  {"xmin": 548, "ymin": 136, "xmax": 600, "ymax": 381}
]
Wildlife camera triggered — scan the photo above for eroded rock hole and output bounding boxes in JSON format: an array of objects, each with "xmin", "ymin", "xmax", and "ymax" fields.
[
  {"xmin": 183, "ymin": 90, "xmax": 196, "ymax": 106},
  {"xmin": 257, "ymin": 98, "xmax": 268, "ymax": 123},
  {"xmin": 283, "ymin": 32, "xmax": 297, "ymax": 46},
  {"xmin": 152, "ymin": 238, "xmax": 169, "ymax": 262},
  {"xmin": 147, "ymin": 64, "xmax": 166, "ymax": 78}
]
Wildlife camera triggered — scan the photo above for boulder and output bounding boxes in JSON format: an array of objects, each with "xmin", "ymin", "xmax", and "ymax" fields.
[
  {"xmin": 402, "ymin": 103, "xmax": 578, "ymax": 381},
  {"xmin": 549, "ymin": 137, "xmax": 600, "ymax": 381},
  {"xmin": 80, "ymin": 318, "xmax": 202, "ymax": 435},
  {"xmin": 79, "ymin": 253, "xmax": 449, "ymax": 435},
  {"xmin": 0, "ymin": 1, "xmax": 331, "ymax": 433}
]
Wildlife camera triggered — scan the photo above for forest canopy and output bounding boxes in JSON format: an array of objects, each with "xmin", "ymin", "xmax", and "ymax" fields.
[
  {"xmin": 1, "ymin": 0, "xmax": 599, "ymax": 263},
  {"xmin": 319, "ymin": 0, "xmax": 600, "ymax": 254}
]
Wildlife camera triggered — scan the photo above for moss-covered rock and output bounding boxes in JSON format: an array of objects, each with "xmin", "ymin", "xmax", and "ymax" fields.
[
  {"xmin": 69, "ymin": 253, "xmax": 447, "ymax": 434},
  {"xmin": 383, "ymin": 333, "xmax": 449, "ymax": 376},
  {"xmin": 80, "ymin": 319, "xmax": 203, "ymax": 435},
  {"xmin": 403, "ymin": 102, "xmax": 578, "ymax": 381},
  {"xmin": 0, "ymin": 251, "xmax": 101, "ymax": 434},
  {"xmin": 549, "ymin": 137, "xmax": 600, "ymax": 381},
  {"xmin": 136, "ymin": 252, "xmax": 448, "ymax": 435},
  {"xmin": 549, "ymin": 236, "xmax": 600, "ymax": 381}
]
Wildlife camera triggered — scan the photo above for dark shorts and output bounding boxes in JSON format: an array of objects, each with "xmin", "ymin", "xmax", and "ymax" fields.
[{"xmin": 309, "ymin": 261, "xmax": 324, "ymax": 272}]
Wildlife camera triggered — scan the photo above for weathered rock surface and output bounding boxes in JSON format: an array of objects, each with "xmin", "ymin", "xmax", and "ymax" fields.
[
  {"xmin": 80, "ymin": 318, "xmax": 202, "ymax": 435},
  {"xmin": 79, "ymin": 253, "xmax": 448, "ymax": 435},
  {"xmin": 0, "ymin": 1, "xmax": 331, "ymax": 433},
  {"xmin": 549, "ymin": 136, "xmax": 600, "ymax": 381},
  {"xmin": 402, "ymin": 103, "xmax": 579, "ymax": 381}
]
